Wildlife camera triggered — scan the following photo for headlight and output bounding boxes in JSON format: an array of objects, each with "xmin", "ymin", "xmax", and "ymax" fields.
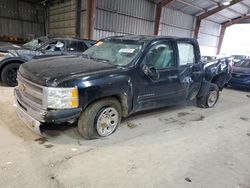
[{"xmin": 43, "ymin": 87, "xmax": 79, "ymax": 109}]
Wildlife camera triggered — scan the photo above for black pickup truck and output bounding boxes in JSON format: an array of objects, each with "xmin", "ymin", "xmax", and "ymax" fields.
[{"xmin": 14, "ymin": 35, "xmax": 232, "ymax": 139}]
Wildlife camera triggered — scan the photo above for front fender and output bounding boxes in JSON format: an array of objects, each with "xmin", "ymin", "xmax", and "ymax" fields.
[
  {"xmin": 0, "ymin": 57, "xmax": 26, "ymax": 70},
  {"xmin": 59, "ymin": 73, "xmax": 133, "ymax": 117}
]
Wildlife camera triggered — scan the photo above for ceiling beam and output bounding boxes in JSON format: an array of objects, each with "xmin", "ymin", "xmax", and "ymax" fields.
[
  {"xmin": 158, "ymin": 0, "xmax": 175, "ymax": 7},
  {"xmin": 207, "ymin": 0, "xmax": 219, "ymax": 6},
  {"xmin": 198, "ymin": 0, "xmax": 243, "ymax": 20},
  {"xmin": 227, "ymin": 7, "xmax": 244, "ymax": 16},
  {"xmin": 194, "ymin": 0, "xmax": 243, "ymax": 38},
  {"xmin": 217, "ymin": 13, "xmax": 232, "ymax": 21},
  {"xmin": 175, "ymin": 0, "xmax": 205, "ymax": 11},
  {"xmin": 222, "ymin": 14, "xmax": 250, "ymax": 27},
  {"xmin": 240, "ymin": 2, "xmax": 250, "ymax": 9}
]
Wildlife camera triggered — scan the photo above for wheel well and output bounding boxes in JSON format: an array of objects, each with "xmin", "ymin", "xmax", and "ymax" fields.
[
  {"xmin": 0, "ymin": 60, "xmax": 24, "ymax": 75},
  {"xmin": 211, "ymin": 73, "xmax": 225, "ymax": 90},
  {"xmin": 84, "ymin": 95, "xmax": 129, "ymax": 118}
]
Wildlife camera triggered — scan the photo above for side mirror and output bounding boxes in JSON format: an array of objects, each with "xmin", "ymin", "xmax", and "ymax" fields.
[{"xmin": 142, "ymin": 65, "xmax": 160, "ymax": 81}]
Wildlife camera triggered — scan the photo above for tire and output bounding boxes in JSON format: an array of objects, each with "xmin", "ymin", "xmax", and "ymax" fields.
[
  {"xmin": 78, "ymin": 98, "xmax": 122, "ymax": 139},
  {"xmin": 197, "ymin": 83, "xmax": 219, "ymax": 108},
  {"xmin": 1, "ymin": 63, "xmax": 21, "ymax": 87}
]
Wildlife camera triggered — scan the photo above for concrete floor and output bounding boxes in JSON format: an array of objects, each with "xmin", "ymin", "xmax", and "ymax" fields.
[{"xmin": 0, "ymin": 85, "xmax": 250, "ymax": 188}]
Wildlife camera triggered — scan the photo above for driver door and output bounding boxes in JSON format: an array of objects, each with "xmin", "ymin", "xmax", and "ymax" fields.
[{"xmin": 134, "ymin": 41, "xmax": 182, "ymax": 111}]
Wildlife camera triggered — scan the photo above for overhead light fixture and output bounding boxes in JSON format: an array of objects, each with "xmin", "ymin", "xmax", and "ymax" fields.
[{"xmin": 221, "ymin": 0, "xmax": 232, "ymax": 6}]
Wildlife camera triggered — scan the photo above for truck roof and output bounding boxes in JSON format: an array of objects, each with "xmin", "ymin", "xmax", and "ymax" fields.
[{"xmin": 103, "ymin": 35, "xmax": 197, "ymax": 44}]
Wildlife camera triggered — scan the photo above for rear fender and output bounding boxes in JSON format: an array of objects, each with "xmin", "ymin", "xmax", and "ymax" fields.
[{"xmin": 197, "ymin": 80, "xmax": 210, "ymax": 98}]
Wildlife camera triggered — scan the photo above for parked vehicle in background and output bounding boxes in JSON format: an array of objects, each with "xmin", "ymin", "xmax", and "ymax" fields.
[
  {"xmin": 231, "ymin": 55, "xmax": 249, "ymax": 64},
  {"xmin": 228, "ymin": 59, "xmax": 250, "ymax": 89},
  {"xmin": 201, "ymin": 55, "xmax": 217, "ymax": 62},
  {"xmin": 14, "ymin": 35, "xmax": 232, "ymax": 139},
  {"xmin": 0, "ymin": 38, "xmax": 96, "ymax": 86},
  {"xmin": 0, "ymin": 36, "xmax": 49, "ymax": 51}
]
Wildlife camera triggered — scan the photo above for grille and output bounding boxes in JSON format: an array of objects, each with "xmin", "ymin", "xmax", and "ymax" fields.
[{"xmin": 17, "ymin": 73, "xmax": 44, "ymax": 109}]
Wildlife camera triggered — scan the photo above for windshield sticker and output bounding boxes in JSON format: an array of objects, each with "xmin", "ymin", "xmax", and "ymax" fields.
[
  {"xmin": 119, "ymin": 48, "xmax": 136, "ymax": 53},
  {"xmin": 95, "ymin": 41, "xmax": 103, "ymax": 46}
]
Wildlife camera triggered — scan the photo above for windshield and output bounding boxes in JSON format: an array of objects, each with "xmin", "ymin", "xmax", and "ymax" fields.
[
  {"xmin": 22, "ymin": 39, "xmax": 39, "ymax": 49},
  {"xmin": 22, "ymin": 38, "xmax": 46, "ymax": 50},
  {"xmin": 82, "ymin": 41, "xmax": 142, "ymax": 66},
  {"xmin": 234, "ymin": 59, "xmax": 250, "ymax": 68}
]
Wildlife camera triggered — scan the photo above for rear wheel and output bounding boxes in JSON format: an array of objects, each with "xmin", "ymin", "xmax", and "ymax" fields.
[
  {"xmin": 197, "ymin": 83, "xmax": 219, "ymax": 108},
  {"xmin": 1, "ymin": 63, "xmax": 20, "ymax": 86},
  {"xmin": 77, "ymin": 98, "xmax": 122, "ymax": 139}
]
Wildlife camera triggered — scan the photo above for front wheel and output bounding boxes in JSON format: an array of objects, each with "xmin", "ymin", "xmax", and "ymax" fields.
[
  {"xmin": 77, "ymin": 98, "xmax": 122, "ymax": 139},
  {"xmin": 197, "ymin": 83, "xmax": 219, "ymax": 108},
  {"xmin": 1, "ymin": 63, "xmax": 20, "ymax": 86}
]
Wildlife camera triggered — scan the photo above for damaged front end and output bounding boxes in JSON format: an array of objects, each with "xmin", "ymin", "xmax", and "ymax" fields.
[{"xmin": 14, "ymin": 73, "xmax": 82, "ymax": 136}]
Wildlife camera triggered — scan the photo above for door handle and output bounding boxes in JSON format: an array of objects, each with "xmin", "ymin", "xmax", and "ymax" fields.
[{"xmin": 168, "ymin": 75, "xmax": 178, "ymax": 80}]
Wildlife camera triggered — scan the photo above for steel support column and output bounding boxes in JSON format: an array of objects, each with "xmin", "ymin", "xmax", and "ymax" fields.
[
  {"xmin": 154, "ymin": 5, "xmax": 162, "ymax": 35},
  {"xmin": 217, "ymin": 15, "xmax": 250, "ymax": 54},
  {"xmin": 86, "ymin": 0, "xmax": 97, "ymax": 39},
  {"xmin": 153, "ymin": 0, "xmax": 174, "ymax": 35},
  {"xmin": 217, "ymin": 26, "xmax": 226, "ymax": 55}
]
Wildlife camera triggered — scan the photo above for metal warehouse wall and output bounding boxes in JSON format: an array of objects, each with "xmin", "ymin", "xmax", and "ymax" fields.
[
  {"xmin": 160, "ymin": 8, "xmax": 194, "ymax": 37},
  {"xmin": 48, "ymin": 0, "xmax": 77, "ymax": 37},
  {"xmin": 198, "ymin": 19, "xmax": 221, "ymax": 56},
  {"xmin": 0, "ymin": 0, "xmax": 45, "ymax": 40},
  {"xmin": 94, "ymin": 0, "xmax": 155, "ymax": 40}
]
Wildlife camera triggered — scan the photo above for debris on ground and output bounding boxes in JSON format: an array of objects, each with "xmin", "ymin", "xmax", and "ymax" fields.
[
  {"xmin": 127, "ymin": 161, "xmax": 136, "ymax": 173},
  {"xmin": 77, "ymin": 140, "xmax": 82, "ymax": 146},
  {"xmin": 185, "ymin": 177, "xmax": 192, "ymax": 182},
  {"xmin": 240, "ymin": 117, "xmax": 249, "ymax": 122},
  {"xmin": 44, "ymin": 144, "xmax": 54, "ymax": 148},
  {"xmin": 34, "ymin": 137, "xmax": 48, "ymax": 144},
  {"xmin": 177, "ymin": 112, "xmax": 190, "ymax": 117},
  {"xmin": 127, "ymin": 122, "xmax": 138, "ymax": 129}
]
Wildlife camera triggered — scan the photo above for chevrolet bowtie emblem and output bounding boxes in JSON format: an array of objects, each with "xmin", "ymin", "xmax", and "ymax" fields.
[{"xmin": 20, "ymin": 83, "xmax": 26, "ymax": 92}]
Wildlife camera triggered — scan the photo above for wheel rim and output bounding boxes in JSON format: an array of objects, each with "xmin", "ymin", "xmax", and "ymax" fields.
[
  {"xmin": 7, "ymin": 68, "xmax": 18, "ymax": 84},
  {"xmin": 207, "ymin": 90, "xmax": 218, "ymax": 107},
  {"xmin": 96, "ymin": 107, "xmax": 119, "ymax": 137}
]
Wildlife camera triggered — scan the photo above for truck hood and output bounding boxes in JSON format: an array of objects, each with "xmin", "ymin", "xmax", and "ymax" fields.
[
  {"xmin": 19, "ymin": 56, "xmax": 117, "ymax": 86},
  {"xmin": 0, "ymin": 43, "xmax": 22, "ymax": 52}
]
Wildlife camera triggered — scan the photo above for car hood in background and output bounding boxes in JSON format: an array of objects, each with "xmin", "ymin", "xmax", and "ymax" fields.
[
  {"xmin": 19, "ymin": 56, "xmax": 118, "ymax": 86},
  {"xmin": 232, "ymin": 66, "xmax": 250, "ymax": 75}
]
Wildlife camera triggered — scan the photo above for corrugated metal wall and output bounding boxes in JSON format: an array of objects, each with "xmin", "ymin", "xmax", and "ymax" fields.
[
  {"xmin": 159, "ymin": 8, "xmax": 194, "ymax": 37},
  {"xmin": 198, "ymin": 19, "xmax": 221, "ymax": 55},
  {"xmin": 0, "ymin": 0, "xmax": 45, "ymax": 39},
  {"xmin": 48, "ymin": 0, "xmax": 77, "ymax": 37},
  {"xmin": 94, "ymin": 0, "xmax": 155, "ymax": 40}
]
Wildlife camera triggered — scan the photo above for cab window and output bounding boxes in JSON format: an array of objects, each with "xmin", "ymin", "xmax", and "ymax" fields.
[
  {"xmin": 177, "ymin": 42, "xmax": 195, "ymax": 66},
  {"xmin": 144, "ymin": 43, "xmax": 174, "ymax": 70},
  {"xmin": 66, "ymin": 41, "xmax": 88, "ymax": 52}
]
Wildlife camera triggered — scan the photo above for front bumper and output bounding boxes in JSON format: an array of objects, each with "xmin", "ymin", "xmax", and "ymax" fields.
[{"xmin": 14, "ymin": 87, "xmax": 82, "ymax": 135}]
